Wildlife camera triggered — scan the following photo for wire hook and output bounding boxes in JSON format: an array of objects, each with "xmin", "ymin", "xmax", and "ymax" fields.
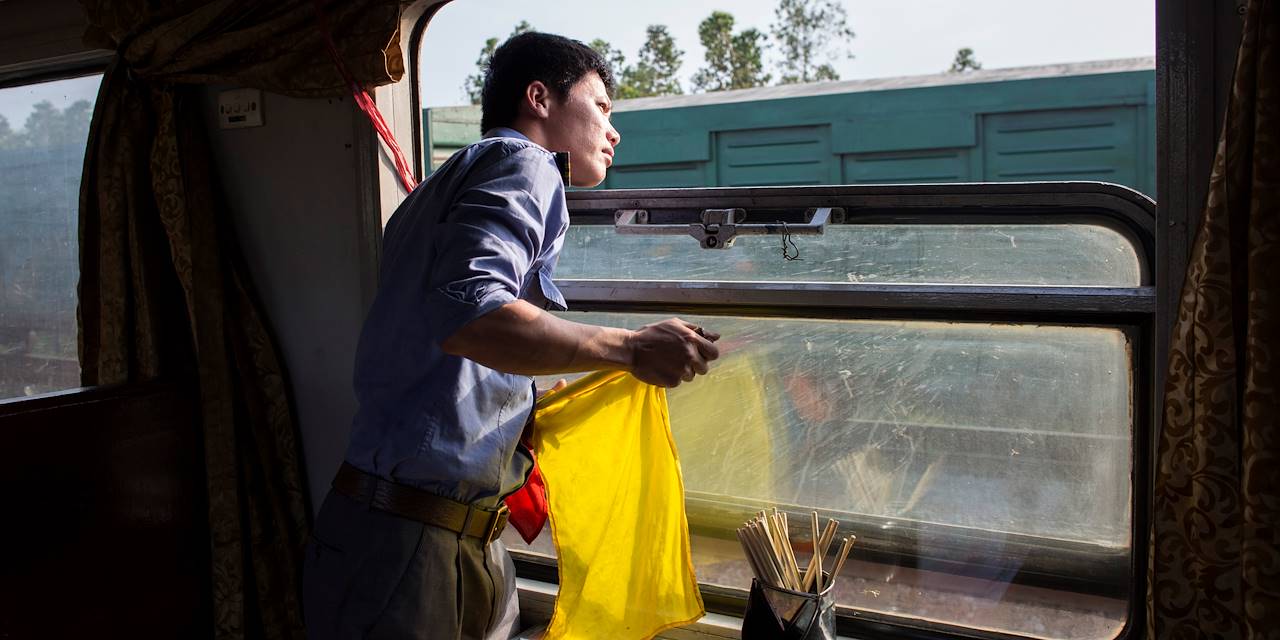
[{"xmin": 780, "ymin": 221, "xmax": 802, "ymax": 261}]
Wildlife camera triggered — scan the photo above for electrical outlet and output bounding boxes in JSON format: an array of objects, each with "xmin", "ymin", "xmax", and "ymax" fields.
[{"xmin": 218, "ymin": 88, "xmax": 264, "ymax": 129}]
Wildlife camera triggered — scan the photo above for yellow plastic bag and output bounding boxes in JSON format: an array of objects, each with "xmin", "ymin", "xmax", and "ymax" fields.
[{"xmin": 534, "ymin": 370, "xmax": 705, "ymax": 639}]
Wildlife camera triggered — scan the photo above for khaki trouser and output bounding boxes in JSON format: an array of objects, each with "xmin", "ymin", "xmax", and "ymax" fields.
[{"xmin": 303, "ymin": 490, "xmax": 520, "ymax": 640}]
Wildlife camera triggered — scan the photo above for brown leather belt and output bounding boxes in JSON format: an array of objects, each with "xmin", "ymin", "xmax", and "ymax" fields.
[{"xmin": 332, "ymin": 463, "xmax": 509, "ymax": 544}]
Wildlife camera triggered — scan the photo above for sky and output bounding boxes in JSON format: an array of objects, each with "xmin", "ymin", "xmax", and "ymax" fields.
[
  {"xmin": 0, "ymin": 1, "xmax": 1155, "ymax": 128},
  {"xmin": 0, "ymin": 74, "xmax": 100, "ymax": 133},
  {"xmin": 419, "ymin": 0, "xmax": 1154, "ymax": 107}
]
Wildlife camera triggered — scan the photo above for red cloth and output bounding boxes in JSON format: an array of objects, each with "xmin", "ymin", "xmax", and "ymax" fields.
[{"xmin": 504, "ymin": 453, "xmax": 548, "ymax": 544}]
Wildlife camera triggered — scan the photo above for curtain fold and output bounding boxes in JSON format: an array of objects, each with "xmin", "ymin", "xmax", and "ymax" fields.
[
  {"xmin": 1150, "ymin": 0, "xmax": 1278, "ymax": 637},
  {"xmin": 76, "ymin": 2, "xmax": 405, "ymax": 638}
]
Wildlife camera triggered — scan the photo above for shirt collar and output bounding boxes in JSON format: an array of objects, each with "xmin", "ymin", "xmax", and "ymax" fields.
[
  {"xmin": 483, "ymin": 126, "xmax": 535, "ymax": 145},
  {"xmin": 482, "ymin": 126, "xmax": 566, "ymax": 182}
]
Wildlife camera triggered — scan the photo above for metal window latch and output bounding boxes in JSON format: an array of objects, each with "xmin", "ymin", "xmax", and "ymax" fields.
[{"xmin": 614, "ymin": 207, "xmax": 843, "ymax": 250}]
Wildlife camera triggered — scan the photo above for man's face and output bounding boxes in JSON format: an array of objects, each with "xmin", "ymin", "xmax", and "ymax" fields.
[{"xmin": 543, "ymin": 72, "xmax": 620, "ymax": 188}]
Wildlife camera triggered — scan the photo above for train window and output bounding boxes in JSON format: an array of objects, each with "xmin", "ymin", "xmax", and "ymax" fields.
[
  {"xmin": 0, "ymin": 73, "xmax": 99, "ymax": 400},
  {"xmin": 557, "ymin": 223, "xmax": 1142, "ymax": 286},
  {"xmin": 487, "ymin": 185, "xmax": 1153, "ymax": 639},
  {"xmin": 414, "ymin": 3, "xmax": 1155, "ymax": 638}
]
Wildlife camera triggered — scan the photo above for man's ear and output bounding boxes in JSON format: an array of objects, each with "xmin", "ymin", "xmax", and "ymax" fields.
[{"xmin": 520, "ymin": 80, "xmax": 552, "ymax": 121}]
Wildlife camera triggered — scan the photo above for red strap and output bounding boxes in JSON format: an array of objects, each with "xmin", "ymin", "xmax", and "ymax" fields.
[{"xmin": 314, "ymin": 1, "xmax": 419, "ymax": 194}]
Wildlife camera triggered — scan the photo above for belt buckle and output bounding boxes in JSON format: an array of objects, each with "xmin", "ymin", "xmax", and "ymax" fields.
[{"xmin": 484, "ymin": 503, "xmax": 510, "ymax": 544}]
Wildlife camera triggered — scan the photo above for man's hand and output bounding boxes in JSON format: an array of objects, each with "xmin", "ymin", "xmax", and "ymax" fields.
[
  {"xmin": 538, "ymin": 379, "xmax": 568, "ymax": 399},
  {"xmin": 627, "ymin": 319, "xmax": 720, "ymax": 388}
]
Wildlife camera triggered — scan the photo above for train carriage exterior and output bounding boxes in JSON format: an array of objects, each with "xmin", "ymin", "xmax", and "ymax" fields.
[{"xmin": 426, "ymin": 58, "xmax": 1156, "ymax": 196}]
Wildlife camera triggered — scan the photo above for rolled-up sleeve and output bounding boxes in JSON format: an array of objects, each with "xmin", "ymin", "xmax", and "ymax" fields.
[{"xmin": 424, "ymin": 146, "xmax": 561, "ymax": 342}]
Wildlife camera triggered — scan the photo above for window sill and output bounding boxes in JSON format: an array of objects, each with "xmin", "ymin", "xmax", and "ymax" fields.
[{"xmin": 516, "ymin": 577, "xmax": 866, "ymax": 640}]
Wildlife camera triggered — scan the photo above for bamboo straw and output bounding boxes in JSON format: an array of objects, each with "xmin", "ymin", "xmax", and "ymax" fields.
[
  {"xmin": 747, "ymin": 522, "xmax": 762, "ymax": 578},
  {"xmin": 775, "ymin": 511, "xmax": 802, "ymax": 590},
  {"xmin": 738, "ymin": 510, "xmax": 855, "ymax": 593},
  {"xmin": 738, "ymin": 527, "xmax": 782, "ymax": 588},
  {"xmin": 756, "ymin": 522, "xmax": 787, "ymax": 587},
  {"xmin": 756, "ymin": 512, "xmax": 774, "ymax": 550},
  {"xmin": 735, "ymin": 528, "xmax": 761, "ymax": 577},
  {"xmin": 763, "ymin": 512, "xmax": 791, "ymax": 589},
  {"xmin": 755, "ymin": 520, "xmax": 784, "ymax": 583},
  {"xmin": 818, "ymin": 518, "xmax": 838, "ymax": 557},
  {"xmin": 801, "ymin": 511, "xmax": 822, "ymax": 592},
  {"xmin": 830, "ymin": 535, "xmax": 857, "ymax": 583},
  {"xmin": 812, "ymin": 511, "xmax": 823, "ymax": 591}
]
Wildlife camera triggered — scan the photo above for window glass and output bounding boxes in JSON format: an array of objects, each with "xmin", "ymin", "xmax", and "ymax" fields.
[
  {"xmin": 556, "ymin": 223, "xmax": 1142, "ymax": 286},
  {"xmin": 0, "ymin": 74, "xmax": 99, "ymax": 399},
  {"xmin": 419, "ymin": 0, "xmax": 1155, "ymax": 197},
  {"xmin": 507, "ymin": 311, "xmax": 1133, "ymax": 639}
]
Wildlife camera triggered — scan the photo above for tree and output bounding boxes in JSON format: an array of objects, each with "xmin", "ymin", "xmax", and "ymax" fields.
[
  {"xmin": 692, "ymin": 11, "xmax": 770, "ymax": 92},
  {"xmin": 618, "ymin": 25, "xmax": 684, "ymax": 99},
  {"xmin": 730, "ymin": 28, "xmax": 770, "ymax": 90},
  {"xmin": 0, "ymin": 115, "xmax": 13, "ymax": 149},
  {"xmin": 59, "ymin": 100, "xmax": 92, "ymax": 146},
  {"xmin": 0, "ymin": 100, "xmax": 92, "ymax": 150},
  {"xmin": 21, "ymin": 101, "xmax": 63, "ymax": 148},
  {"xmin": 949, "ymin": 47, "xmax": 983, "ymax": 73},
  {"xmin": 463, "ymin": 21, "xmax": 535, "ymax": 105},
  {"xmin": 589, "ymin": 39, "xmax": 628, "ymax": 90},
  {"xmin": 770, "ymin": 0, "xmax": 855, "ymax": 84}
]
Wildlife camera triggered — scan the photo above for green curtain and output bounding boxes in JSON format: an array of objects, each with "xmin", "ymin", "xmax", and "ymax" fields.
[
  {"xmin": 1150, "ymin": 0, "xmax": 1279, "ymax": 636},
  {"xmin": 76, "ymin": 1, "xmax": 405, "ymax": 638}
]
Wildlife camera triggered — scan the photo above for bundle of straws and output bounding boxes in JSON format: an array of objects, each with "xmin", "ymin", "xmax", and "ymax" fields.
[{"xmin": 736, "ymin": 509, "xmax": 856, "ymax": 593}]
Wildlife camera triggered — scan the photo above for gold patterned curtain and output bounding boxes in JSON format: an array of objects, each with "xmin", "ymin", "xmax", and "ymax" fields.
[
  {"xmin": 1150, "ymin": 0, "xmax": 1278, "ymax": 637},
  {"xmin": 76, "ymin": 1, "xmax": 405, "ymax": 638}
]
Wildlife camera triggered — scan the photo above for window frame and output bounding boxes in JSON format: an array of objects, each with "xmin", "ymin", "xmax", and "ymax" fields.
[
  {"xmin": 512, "ymin": 181, "xmax": 1155, "ymax": 640},
  {"xmin": 0, "ymin": 51, "xmax": 110, "ymax": 89}
]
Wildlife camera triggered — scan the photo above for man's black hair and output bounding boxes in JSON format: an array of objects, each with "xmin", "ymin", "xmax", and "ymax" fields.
[{"xmin": 480, "ymin": 32, "xmax": 616, "ymax": 133}]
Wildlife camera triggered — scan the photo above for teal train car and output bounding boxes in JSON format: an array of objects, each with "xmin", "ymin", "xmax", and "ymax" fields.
[{"xmin": 425, "ymin": 57, "xmax": 1155, "ymax": 197}]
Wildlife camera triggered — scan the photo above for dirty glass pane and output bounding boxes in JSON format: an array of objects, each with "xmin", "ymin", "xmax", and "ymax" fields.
[
  {"xmin": 554, "ymin": 224, "xmax": 1142, "ymax": 286},
  {"xmin": 0, "ymin": 74, "xmax": 98, "ymax": 399},
  {"xmin": 506, "ymin": 312, "xmax": 1132, "ymax": 640}
]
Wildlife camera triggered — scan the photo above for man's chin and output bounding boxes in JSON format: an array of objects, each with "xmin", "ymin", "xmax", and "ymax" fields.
[{"xmin": 570, "ymin": 172, "xmax": 607, "ymax": 189}]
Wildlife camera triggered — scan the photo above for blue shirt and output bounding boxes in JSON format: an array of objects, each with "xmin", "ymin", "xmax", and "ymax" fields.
[{"xmin": 346, "ymin": 127, "xmax": 568, "ymax": 506}]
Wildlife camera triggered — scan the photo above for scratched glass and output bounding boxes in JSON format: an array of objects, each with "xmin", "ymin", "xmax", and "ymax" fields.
[
  {"xmin": 508, "ymin": 312, "xmax": 1133, "ymax": 640},
  {"xmin": 554, "ymin": 223, "xmax": 1142, "ymax": 286},
  {"xmin": 0, "ymin": 74, "xmax": 98, "ymax": 400}
]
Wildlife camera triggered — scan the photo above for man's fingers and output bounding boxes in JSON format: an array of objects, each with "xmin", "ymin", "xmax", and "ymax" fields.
[
  {"xmin": 682, "ymin": 321, "xmax": 720, "ymax": 343},
  {"xmin": 633, "ymin": 318, "xmax": 722, "ymax": 387},
  {"xmin": 692, "ymin": 334, "xmax": 720, "ymax": 360},
  {"xmin": 536, "ymin": 378, "xmax": 568, "ymax": 399}
]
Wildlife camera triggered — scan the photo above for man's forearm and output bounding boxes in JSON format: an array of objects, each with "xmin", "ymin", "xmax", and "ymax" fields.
[{"xmin": 441, "ymin": 300, "xmax": 633, "ymax": 375}]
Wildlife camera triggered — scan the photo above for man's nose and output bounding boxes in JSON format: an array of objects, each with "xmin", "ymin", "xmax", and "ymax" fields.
[{"xmin": 607, "ymin": 126, "xmax": 620, "ymax": 148}]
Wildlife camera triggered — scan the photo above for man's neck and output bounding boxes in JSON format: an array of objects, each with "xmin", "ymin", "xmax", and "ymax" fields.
[{"xmin": 504, "ymin": 119, "xmax": 552, "ymax": 151}]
